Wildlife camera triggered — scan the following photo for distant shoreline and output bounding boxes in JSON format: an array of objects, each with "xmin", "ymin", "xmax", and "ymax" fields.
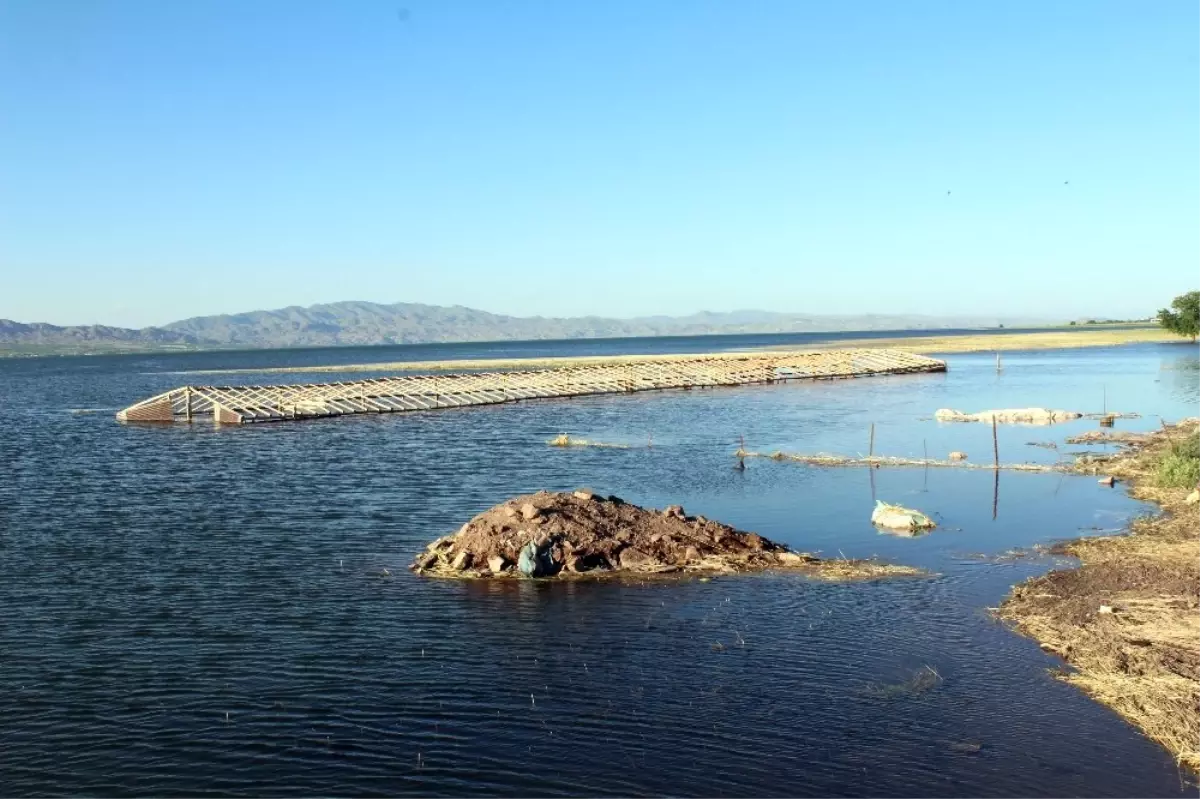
[
  {"xmin": 164, "ymin": 326, "xmax": 1181, "ymax": 376},
  {"xmin": 0, "ymin": 323, "xmax": 1174, "ymax": 362},
  {"xmin": 803, "ymin": 326, "xmax": 1180, "ymax": 355}
]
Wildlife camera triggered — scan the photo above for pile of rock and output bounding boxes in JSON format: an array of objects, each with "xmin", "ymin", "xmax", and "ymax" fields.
[{"xmin": 410, "ymin": 490, "xmax": 922, "ymax": 582}]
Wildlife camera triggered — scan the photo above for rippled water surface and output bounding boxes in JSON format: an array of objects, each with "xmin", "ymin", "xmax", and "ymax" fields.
[{"xmin": 1, "ymin": 339, "xmax": 1197, "ymax": 796}]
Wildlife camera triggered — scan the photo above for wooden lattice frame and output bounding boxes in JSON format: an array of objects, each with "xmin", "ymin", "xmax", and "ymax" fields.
[{"xmin": 116, "ymin": 349, "xmax": 946, "ymax": 424}]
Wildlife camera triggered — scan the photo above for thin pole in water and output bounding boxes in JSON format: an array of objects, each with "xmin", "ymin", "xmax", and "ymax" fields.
[
  {"xmin": 992, "ymin": 416, "xmax": 1000, "ymax": 468},
  {"xmin": 996, "ymin": 352, "xmax": 1002, "ymax": 373},
  {"xmin": 993, "ymin": 469, "xmax": 1000, "ymax": 520},
  {"xmin": 922, "ymin": 438, "xmax": 929, "ymax": 490},
  {"xmin": 869, "ymin": 423, "xmax": 875, "ymax": 457}
]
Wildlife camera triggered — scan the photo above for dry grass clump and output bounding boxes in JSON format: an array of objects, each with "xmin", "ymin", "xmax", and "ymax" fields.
[
  {"xmin": 1001, "ymin": 420, "xmax": 1200, "ymax": 770},
  {"xmin": 808, "ymin": 558, "xmax": 925, "ymax": 582}
]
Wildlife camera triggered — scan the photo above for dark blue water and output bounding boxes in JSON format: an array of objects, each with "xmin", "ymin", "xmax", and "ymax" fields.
[{"xmin": 1, "ymin": 338, "xmax": 1197, "ymax": 796}]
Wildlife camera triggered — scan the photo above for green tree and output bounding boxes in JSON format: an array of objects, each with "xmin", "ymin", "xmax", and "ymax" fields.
[{"xmin": 1157, "ymin": 291, "xmax": 1200, "ymax": 341}]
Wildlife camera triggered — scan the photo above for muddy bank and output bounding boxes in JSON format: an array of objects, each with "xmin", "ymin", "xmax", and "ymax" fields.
[
  {"xmin": 412, "ymin": 491, "xmax": 923, "ymax": 582},
  {"xmin": 1000, "ymin": 420, "xmax": 1200, "ymax": 770}
]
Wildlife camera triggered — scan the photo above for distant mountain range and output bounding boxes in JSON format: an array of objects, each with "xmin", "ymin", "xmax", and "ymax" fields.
[{"xmin": 0, "ymin": 301, "xmax": 1055, "ymax": 355}]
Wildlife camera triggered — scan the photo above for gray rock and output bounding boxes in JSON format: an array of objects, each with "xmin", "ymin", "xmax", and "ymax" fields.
[
  {"xmin": 573, "ymin": 490, "xmax": 594, "ymax": 501},
  {"xmin": 517, "ymin": 541, "xmax": 540, "ymax": 576},
  {"xmin": 487, "ymin": 555, "xmax": 507, "ymax": 573},
  {"xmin": 520, "ymin": 502, "xmax": 541, "ymax": 521},
  {"xmin": 451, "ymin": 551, "xmax": 473, "ymax": 571}
]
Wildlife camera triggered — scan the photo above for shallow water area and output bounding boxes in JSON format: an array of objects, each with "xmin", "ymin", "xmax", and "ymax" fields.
[{"xmin": 1, "ymin": 338, "xmax": 1197, "ymax": 796}]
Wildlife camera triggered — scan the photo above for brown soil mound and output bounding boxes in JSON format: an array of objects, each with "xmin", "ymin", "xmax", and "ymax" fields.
[{"xmin": 411, "ymin": 490, "xmax": 922, "ymax": 582}]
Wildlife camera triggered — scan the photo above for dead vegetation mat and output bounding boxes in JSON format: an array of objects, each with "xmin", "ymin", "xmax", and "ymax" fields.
[{"xmin": 1000, "ymin": 420, "xmax": 1200, "ymax": 770}]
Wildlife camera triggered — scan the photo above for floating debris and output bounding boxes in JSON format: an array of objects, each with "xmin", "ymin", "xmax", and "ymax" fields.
[
  {"xmin": 864, "ymin": 665, "xmax": 943, "ymax": 699},
  {"xmin": 1066, "ymin": 430, "xmax": 1140, "ymax": 445},
  {"xmin": 547, "ymin": 434, "xmax": 629, "ymax": 449},
  {"xmin": 871, "ymin": 501, "xmax": 937, "ymax": 533},
  {"xmin": 949, "ymin": 741, "xmax": 983, "ymax": 754},
  {"xmin": 936, "ymin": 408, "xmax": 1083, "ymax": 425}
]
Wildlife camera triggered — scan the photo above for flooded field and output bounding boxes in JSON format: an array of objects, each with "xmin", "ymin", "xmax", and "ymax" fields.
[{"xmin": 0, "ymin": 339, "xmax": 1196, "ymax": 796}]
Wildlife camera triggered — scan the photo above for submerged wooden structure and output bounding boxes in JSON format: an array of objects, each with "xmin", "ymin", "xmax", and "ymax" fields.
[{"xmin": 116, "ymin": 349, "xmax": 945, "ymax": 425}]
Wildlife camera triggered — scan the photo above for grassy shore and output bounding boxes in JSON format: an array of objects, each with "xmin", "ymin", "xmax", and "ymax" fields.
[
  {"xmin": 182, "ymin": 326, "xmax": 1182, "ymax": 376},
  {"xmin": 1000, "ymin": 419, "xmax": 1200, "ymax": 770}
]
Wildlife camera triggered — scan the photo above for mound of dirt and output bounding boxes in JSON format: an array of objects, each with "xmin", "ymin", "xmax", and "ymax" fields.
[{"xmin": 411, "ymin": 490, "xmax": 922, "ymax": 581}]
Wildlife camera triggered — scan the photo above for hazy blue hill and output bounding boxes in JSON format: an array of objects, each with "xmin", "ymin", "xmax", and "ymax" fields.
[{"xmin": 0, "ymin": 319, "xmax": 199, "ymax": 353}]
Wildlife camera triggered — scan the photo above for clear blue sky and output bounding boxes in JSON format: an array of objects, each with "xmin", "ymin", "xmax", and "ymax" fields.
[{"xmin": 1, "ymin": 1, "xmax": 1196, "ymax": 327}]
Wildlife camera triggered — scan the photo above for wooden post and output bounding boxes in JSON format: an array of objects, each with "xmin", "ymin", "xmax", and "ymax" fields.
[
  {"xmin": 992, "ymin": 416, "xmax": 999, "ymax": 468},
  {"xmin": 996, "ymin": 352, "xmax": 1001, "ymax": 372},
  {"xmin": 923, "ymin": 439, "xmax": 928, "ymax": 464},
  {"xmin": 184, "ymin": 387, "xmax": 192, "ymax": 422},
  {"xmin": 869, "ymin": 423, "xmax": 875, "ymax": 457}
]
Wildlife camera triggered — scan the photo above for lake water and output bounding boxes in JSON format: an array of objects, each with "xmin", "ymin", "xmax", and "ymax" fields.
[{"xmin": 1, "ymin": 337, "xmax": 1197, "ymax": 796}]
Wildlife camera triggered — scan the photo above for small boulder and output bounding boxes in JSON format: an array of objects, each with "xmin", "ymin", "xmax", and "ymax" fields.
[
  {"xmin": 517, "ymin": 541, "xmax": 540, "ymax": 576},
  {"xmin": 451, "ymin": 551, "xmax": 473, "ymax": 571},
  {"xmin": 520, "ymin": 503, "xmax": 541, "ymax": 521},
  {"xmin": 1185, "ymin": 489, "xmax": 1199, "ymax": 505},
  {"xmin": 682, "ymin": 546, "xmax": 701, "ymax": 562},
  {"xmin": 426, "ymin": 535, "xmax": 454, "ymax": 552},
  {"xmin": 487, "ymin": 555, "xmax": 507, "ymax": 574},
  {"xmin": 663, "ymin": 504, "xmax": 685, "ymax": 519},
  {"xmin": 573, "ymin": 490, "xmax": 595, "ymax": 501},
  {"xmin": 948, "ymin": 451, "xmax": 968, "ymax": 461},
  {"xmin": 413, "ymin": 552, "xmax": 437, "ymax": 571},
  {"xmin": 1098, "ymin": 476, "xmax": 1117, "ymax": 487},
  {"xmin": 618, "ymin": 547, "xmax": 657, "ymax": 569}
]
